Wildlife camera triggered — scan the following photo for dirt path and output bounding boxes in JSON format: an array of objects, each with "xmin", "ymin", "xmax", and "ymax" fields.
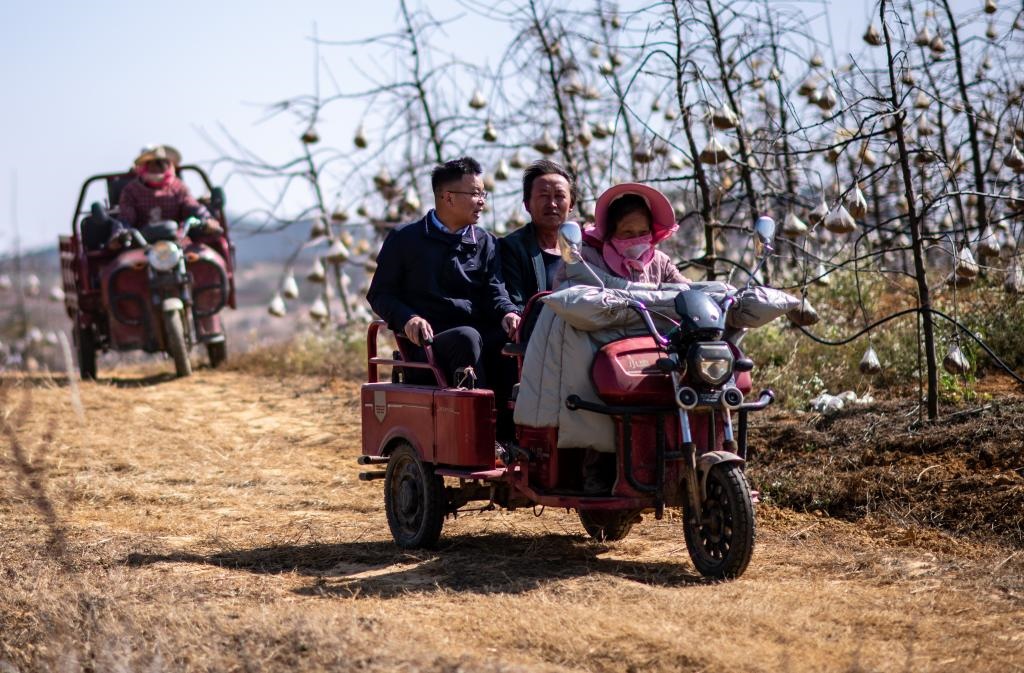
[{"xmin": 1, "ymin": 369, "xmax": 1022, "ymax": 672}]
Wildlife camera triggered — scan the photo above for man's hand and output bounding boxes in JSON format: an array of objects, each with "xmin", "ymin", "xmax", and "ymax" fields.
[
  {"xmin": 404, "ymin": 316, "xmax": 434, "ymax": 346},
  {"xmin": 203, "ymin": 218, "xmax": 223, "ymax": 234},
  {"xmin": 502, "ymin": 312, "xmax": 522, "ymax": 339}
]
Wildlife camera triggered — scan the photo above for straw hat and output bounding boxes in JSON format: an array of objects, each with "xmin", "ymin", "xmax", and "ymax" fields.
[{"xmin": 134, "ymin": 144, "xmax": 182, "ymax": 166}]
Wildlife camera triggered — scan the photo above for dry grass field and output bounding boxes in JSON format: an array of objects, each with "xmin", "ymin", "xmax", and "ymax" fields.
[{"xmin": 1, "ymin": 366, "xmax": 1022, "ymax": 672}]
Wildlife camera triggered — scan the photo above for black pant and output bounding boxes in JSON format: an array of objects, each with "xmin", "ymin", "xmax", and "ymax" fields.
[{"xmin": 408, "ymin": 325, "xmax": 516, "ymax": 441}]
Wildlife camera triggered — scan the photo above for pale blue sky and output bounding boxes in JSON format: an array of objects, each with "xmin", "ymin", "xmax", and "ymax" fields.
[
  {"xmin": 0, "ymin": 0, "xmax": 509, "ymax": 253},
  {"xmin": 0, "ymin": 1, "xmax": 883, "ymax": 254}
]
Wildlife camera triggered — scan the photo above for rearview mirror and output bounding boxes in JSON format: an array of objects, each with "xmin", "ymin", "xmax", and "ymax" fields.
[
  {"xmin": 557, "ymin": 221, "xmax": 584, "ymax": 264},
  {"xmin": 754, "ymin": 216, "xmax": 776, "ymax": 252}
]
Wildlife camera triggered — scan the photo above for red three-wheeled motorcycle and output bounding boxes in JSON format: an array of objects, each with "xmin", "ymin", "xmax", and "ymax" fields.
[
  {"xmin": 359, "ymin": 219, "xmax": 778, "ymax": 580},
  {"xmin": 58, "ymin": 166, "xmax": 236, "ymax": 379}
]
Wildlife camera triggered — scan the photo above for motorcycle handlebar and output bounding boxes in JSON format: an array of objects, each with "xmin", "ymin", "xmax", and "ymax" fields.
[
  {"xmin": 624, "ymin": 299, "xmax": 669, "ymax": 348},
  {"xmin": 737, "ymin": 389, "xmax": 775, "ymax": 411}
]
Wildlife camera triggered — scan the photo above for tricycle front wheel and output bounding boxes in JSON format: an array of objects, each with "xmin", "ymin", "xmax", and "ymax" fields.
[
  {"xmin": 683, "ymin": 463, "xmax": 755, "ymax": 580},
  {"xmin": 384, "ymin": 443, "xmax": 445, "ymax": 549},
  {"xmin": 75, "ymin": 323, "xmax": 97, "ymax": 380},
  {"xmin": 164, "ymin": 310, "xmax": 192, "ymax": 378}
]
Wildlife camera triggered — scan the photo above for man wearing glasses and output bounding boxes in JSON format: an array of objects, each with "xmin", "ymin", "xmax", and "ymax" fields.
[{"xmin": 367, "ymin": 157, "xmax": 521, "ymax": 438}]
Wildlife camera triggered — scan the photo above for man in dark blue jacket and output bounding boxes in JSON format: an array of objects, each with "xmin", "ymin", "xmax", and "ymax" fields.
[{"xmin": 367, "ymin": 157, "xmax": 521, "ymax": 430}]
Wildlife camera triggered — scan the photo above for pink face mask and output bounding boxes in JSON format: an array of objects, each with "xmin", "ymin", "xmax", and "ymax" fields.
[
  {"xmin": 610, "ymin": 233, "xmax": 653, "ymax": 259},
  {"xmin": 141, "ymin": 167, "xmax": 174, "ymax": 188}
]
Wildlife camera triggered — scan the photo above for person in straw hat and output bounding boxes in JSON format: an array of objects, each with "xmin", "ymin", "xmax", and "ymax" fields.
[{"xmin": 111, "ymin": 144, "xmax": 221, "ymax": 243}]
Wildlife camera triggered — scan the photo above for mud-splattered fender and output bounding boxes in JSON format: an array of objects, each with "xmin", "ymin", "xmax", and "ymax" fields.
[{"xmin": 697, "ymin": 450, "xmax": 745, "ymax": 498}]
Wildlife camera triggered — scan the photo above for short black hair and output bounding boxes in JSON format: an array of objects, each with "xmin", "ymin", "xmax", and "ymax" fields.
[
  {"xmin": 522, "ymin": 159, "xmax": 577, "ymax": 205},
  {"xmin": 605, "ymin": 194, "xmax": 652, "ymax": 239},
  {"xmin": 431, "ymin": 157, "xmax": 483, "ymax": 196}
]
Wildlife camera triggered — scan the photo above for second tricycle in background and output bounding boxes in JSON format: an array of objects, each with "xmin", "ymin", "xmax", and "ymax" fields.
[{"xmin": 58, "ymin": 150, "xmax": 236, "ymax": 379}]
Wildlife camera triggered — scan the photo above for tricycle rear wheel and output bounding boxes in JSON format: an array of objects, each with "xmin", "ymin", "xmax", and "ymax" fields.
[
  {"xmin": 75, "ymin": 323, "xmax": 97, "ymax": 380},
  {"xmin": 384, "ymin": 443, "xmax": 446, "ymax": 549},
  {"xmin": 683, "ymin": 463, "xmax": 755, "ymax": 580},
  {"xmin": 579, "ymin": 509, "xmax": 640, "ymax": 542}
]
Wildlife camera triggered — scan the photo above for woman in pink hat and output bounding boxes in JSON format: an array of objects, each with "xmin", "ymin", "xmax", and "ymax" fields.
[{"xmin": 555, "ymin": 182, "xmax": 688, "ymax": 287}]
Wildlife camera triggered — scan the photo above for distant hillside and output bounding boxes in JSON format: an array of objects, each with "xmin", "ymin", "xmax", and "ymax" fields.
[
  {"xmin": 228, "ymin": 218, "xmax": 313, "ymax": 264},
  {"xmin": 0, "ymin": 213, "xmax": 325, "ymax": 271}
]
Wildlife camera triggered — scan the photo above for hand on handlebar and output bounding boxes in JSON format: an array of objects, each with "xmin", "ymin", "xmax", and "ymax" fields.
[
  {"xmin": 403, "ymin": 316, "xmax": 434, "ymax": 347},
  {"xmin": 107, "ymin": 230, "xmax": 132, "ymax": 250},
  {"xmin": 183, "ymin": 216, "xmax": 222, "ymax": 235}
]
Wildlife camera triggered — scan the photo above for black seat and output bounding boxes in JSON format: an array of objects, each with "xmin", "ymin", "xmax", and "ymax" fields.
[
  {"xmin": 107, "ymin": 174, "xmax": 134, "ymax": 207},
  {"xmin": 80, "ymin": 215, "xmax": 112, "ymax": 252},
  {"xmin": 81, "ymin": 201, "xmax": 116, "ymax": 251}
]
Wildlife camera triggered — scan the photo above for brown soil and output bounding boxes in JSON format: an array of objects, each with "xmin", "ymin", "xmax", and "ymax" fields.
[
  {"xmin": 1, "ymin": 367, "xmax": 1023, "ymax": 673},
  {"xmin": 748, "ymin": 387, "xmax": 1024, "ymax": 548}
]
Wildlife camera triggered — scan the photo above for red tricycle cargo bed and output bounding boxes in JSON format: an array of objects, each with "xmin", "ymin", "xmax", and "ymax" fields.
[{"xmin": 361, "ymin": 383, "xmax": 496, "ymax": 467}]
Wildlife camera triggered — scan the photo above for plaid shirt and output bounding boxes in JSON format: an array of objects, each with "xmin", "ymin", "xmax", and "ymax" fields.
[{"xmin": 117, "ymin": 176, "xmax": 210, "ymax": 228}]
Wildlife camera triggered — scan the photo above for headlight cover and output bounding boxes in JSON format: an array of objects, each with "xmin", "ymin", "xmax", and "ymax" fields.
[
  {"xmin": 691, "ymin": 343, "xmax": 734, "ymax": 386},
  {"xmin": 147, "ymin": 240, "xmax": 182, "ymax": 272}
]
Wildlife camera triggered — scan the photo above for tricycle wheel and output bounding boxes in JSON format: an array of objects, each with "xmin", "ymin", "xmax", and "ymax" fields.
[
  {"xmin": 75, "ymin": 323, "xmax": 97, "ymax": 380},
  {"xmin": 384, "ymin": 443, "xmax": 446, "ymax": 549},
  {"xmin": 164, "ymin": 310, "xmax": 192, "ymax": 378},
  {"xmin": 206, "ymin": 340, "xmax": 227, "ymax": 368},
  {"xmin": 578, "ymin": 509, "xmax": 640, "ymax": 542},
  {"xmin": 683, "ymin": 463, "xmax": 755, "ymax": 580}
]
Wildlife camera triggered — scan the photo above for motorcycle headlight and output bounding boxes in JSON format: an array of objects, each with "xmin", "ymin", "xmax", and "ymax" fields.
[
  {"xmin": 692, "ymin": 343, "xmax": 734, "ymax": 386},
  {"xmin": 147, "ymin": 241, "xmax": 182, "ymax": 272}
]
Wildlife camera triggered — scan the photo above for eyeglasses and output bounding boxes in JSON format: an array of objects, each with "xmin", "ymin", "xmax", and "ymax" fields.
[{"xmin": 447, "ymin": 190, "xmax": 490, "ymax": 202}]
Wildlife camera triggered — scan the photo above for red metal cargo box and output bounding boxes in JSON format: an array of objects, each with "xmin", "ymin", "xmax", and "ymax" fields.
[{"xmin": 433, "ymin": 388, "xmax": 495, "ymax": 467}]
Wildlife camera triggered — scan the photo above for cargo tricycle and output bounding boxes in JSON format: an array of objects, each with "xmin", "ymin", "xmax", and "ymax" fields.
[
  {"xmin": 359, "ymin": 219, "xmax": 778, "ymax": 579},
  {"xmin": 58, "ymin": 166, "xmax": 236, "ymax": 379}
]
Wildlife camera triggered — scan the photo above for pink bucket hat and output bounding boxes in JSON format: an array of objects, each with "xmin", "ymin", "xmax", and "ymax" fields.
[{"xmin": 584, "ymin": 182, "xmax": 678, "ymax": 247}]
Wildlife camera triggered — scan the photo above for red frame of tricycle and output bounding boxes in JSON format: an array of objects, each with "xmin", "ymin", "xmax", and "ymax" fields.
[{"xmin": 360, "ymin": 319, "xmax": 771, "ymax": 516}]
